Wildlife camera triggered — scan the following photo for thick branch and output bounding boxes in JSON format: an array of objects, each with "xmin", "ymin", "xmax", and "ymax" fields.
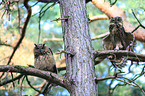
[
  {"xmin": 0, "ymin": 65, "xmax": 69, "ymax": 89},
  {"xmin": 94, "ymin": 50, "xmax": 145, "ymax": 62}
]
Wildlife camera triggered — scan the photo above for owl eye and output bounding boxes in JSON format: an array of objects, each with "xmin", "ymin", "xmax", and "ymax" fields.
[{"xmin": 35, "ymin": 47, "xmax": 39, "ymax": 49}]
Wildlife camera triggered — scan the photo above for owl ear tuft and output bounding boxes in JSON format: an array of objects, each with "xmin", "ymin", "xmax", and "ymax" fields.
[
  {"xmin": 42, "ymin": 43, "xmax": 46, "ymax": 48},
  {"xmin": 34, "ymin": 44, "xmax": 37, "ymax": 47}
]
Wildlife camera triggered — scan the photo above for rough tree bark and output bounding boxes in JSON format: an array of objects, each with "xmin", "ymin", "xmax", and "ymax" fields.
[{"xmin": 59, "ymin": 0, "xmax": 97, "ymax": 95}]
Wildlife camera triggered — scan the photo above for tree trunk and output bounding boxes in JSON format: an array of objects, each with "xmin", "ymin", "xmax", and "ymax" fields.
[{"xmin": 59, "ymin": 0, "xmax": 97, "ymax": 96}]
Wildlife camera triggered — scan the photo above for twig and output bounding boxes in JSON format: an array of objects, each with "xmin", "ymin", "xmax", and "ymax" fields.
[
  {"xmin": 0, "ymin": 43, "xmax": 14, "ymax": 48},
  {"xmin": 38, "ymin": 3, "xmax": 56, "ymax": 43},
  {"xmin": 50, "ymin": 17, "xmax": 68, "ymax": 22},
  {"xmin": 132, "ymin": 9, "xmax": 145, "ymax": 29},
  {"xmin": 89, "ymin": 15, "xmax": 108, "ymax": 23},
  {"xmin": 43, "ymin": 32, "xmax": 109, "ymax": 43},
  {"xmin": 91, "ymin": 32, "xmax": 109, "ymax": 40},
  {"xmin": 37, "ymin": 0, "xmax": 58, "ymax": 3},
  {"xmin": 109, "ymin": 0, "xmax": 117, "ymax": 7},
  {"xmin": 17, "ymin": 1, "xmax": 21, "ymax": 33},
  {"xmin": 7, "ymin": 0, "xmax": 32, "ymax": 65},
  {"xmin": 25, "ymin": 75, "xmax": 41, "ymax": 93},
  {"xmin": 131, "ymin": 25, "xmax": 140, "ymax": 33},
  {"xmin": 95, "ymin": 75, "xmax": 145, "ymax": 94},
  {"xmin": 0, "ymin": 74, "xmax": 23, "ymax": 86}
]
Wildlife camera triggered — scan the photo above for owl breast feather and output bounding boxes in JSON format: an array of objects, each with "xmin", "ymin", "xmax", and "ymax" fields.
[{"xmin": 34, "ymin": 55, "xmax": 55, "ymax": 72}]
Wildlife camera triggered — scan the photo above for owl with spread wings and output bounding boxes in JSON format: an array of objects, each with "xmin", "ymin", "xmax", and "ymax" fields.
[{"xmin": 103, "ymin": 16, "xmax": 135, "ymax": 68}]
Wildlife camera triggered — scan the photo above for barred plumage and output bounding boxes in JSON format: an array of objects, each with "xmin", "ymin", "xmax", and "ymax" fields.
[
  {"xmin": 34, "ymin": 44, "xmax": 57, "ymax": 73},
  {"xmin": 103, "ymin": 16, "xmax": 135, "ymax": 68}
]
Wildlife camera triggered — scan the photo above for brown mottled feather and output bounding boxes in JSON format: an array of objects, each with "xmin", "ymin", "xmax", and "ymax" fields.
[
  {"xmin": 102, "ymin": 16, "xmax": 135, "ymax": 68},
  {"xmin": 34, "ymin": 44, "xmax": 57, "ymax": 73}
]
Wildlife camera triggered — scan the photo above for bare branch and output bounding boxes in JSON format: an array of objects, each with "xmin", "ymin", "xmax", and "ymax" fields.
[
  {"xmin": 25, "ymin": 75, "xmax": 41, "ymax": 93},
  {"xmin": 0, "ymin": 43, "xmax": 14, "ymax": 48},
  {"xmin": 43, "ymin": 38, "xmax": 63, "ymax": 43},
  {"xmin": 91, "ymin": 32, "xmax": 109, "ymax": 40},
  {"xmin": 7, "ymin": 0, "xmax": 32, "ymax": 65},
  {"xmin": 96, "ymin": 75, "xmax": 145, "ymax": 94},
  {"xmin": 37, "ymin": 0, "xmax": 58, "ymax": 3},
  {"xmin": 0, "ymin": 65, "xmax": 69, "ymax": 89},
  {"xmin": 89, "ymin": 15, "xmax": 108, "ymax": 23},
  {"xmin": 0, "ymin": 74, "xmax": 23, "ymax": 86},
  {"xmin": 43, "ymin": 32, "xmax": 109, "ymax": 43}
]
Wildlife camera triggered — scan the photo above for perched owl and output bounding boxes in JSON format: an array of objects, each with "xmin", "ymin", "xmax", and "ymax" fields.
[
  {"xmin": 33, "ymin": 43, "xmax": 57, "ymax": 73},
  {"xmin": 102, "ymin": 16, "xmax": 135, "ymax": 68},
  {"xmin": 34, "ymin": 44, "xmax": 57, "ymax": 94}
]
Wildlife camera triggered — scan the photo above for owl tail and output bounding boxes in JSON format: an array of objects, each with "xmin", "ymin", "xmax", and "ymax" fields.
[{"xmin": 110, "ymin": 56, "xmax": 127, "ymax": 68}]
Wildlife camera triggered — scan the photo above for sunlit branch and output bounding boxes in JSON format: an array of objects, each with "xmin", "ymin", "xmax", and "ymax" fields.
[
  {"xmin": 89, "ymin": 15, "xmax": 108, "ymax": 23},
  {"xmin": 0, "ymin": 43, "xmax": 14, "ymax": 48},
  {"xmin": 43, "ymin": 32, "xmax": 109, "ymax": 43}
]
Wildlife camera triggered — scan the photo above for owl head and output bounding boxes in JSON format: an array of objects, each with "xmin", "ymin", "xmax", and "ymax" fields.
[
  {"xmin": 110, "ymin": 16, "xmax": 123, "ymax": 26},
  {"xmin": 33, "ymin": 44, "xmax": 50, "ymax": 56}
]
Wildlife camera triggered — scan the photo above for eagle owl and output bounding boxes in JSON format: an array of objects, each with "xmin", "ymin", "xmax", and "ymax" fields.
[
  {"xmin": 33, "ymin": 44, "xmax": 57, "ymax": 73},
  {"xmin": 103, "ymin": 16, "xmax": 135, "ymax": 68}
]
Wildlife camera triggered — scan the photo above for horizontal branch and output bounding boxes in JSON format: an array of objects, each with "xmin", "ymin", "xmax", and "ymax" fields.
[
  {"xmin": 37, "ymin": 0, "xmax": 58, "ymax": 3},
  {"xmin": 43, "ymin": 32, "xmax": 109, "ymax": 43},
  {"xmin": 89, "ymin": 15, "xmax": 108, "ymax": 23},
  {"xmin": 91, "ymin": 32, "xmax": 109, "ymax": 40},
  {"xmin": 0, "ymin": 65, "xmax": 69, "ymax": 89},
  {"xmin": 93, "ymin": 50, "xmax": 145, "ymax": 62},
  {"xmin": 0, "ymin": 43, "xmax": 14, "ymax": 48}
]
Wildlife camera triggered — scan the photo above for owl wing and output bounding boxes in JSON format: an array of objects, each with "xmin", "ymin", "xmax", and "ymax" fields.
[
  {"xmin": 109, "ymin": 24, "xmax": 115, "ymax": 44},
  {"xmin": 119, "ymin": 26, "xmax": 128, "ymax": 49},
  {"xmin": 124, "ymin": 32, "xmax": 135, "ymax": 51},
  {"xmin": 48, "ymin": 48, "xmax": 58, "ymax": 74},
  {"xmin": 102, "ymin": 35, "xmax": 114, "ymax": 50}
]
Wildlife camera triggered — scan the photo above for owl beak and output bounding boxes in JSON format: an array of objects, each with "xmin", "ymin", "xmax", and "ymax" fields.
[
  {"xmin": 39, "ymin": 49, "xmax": 42, "ymax": 53},
  {"xmin": 114, "ymin": 21, "xmax": 117, "ymax": 24}
]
